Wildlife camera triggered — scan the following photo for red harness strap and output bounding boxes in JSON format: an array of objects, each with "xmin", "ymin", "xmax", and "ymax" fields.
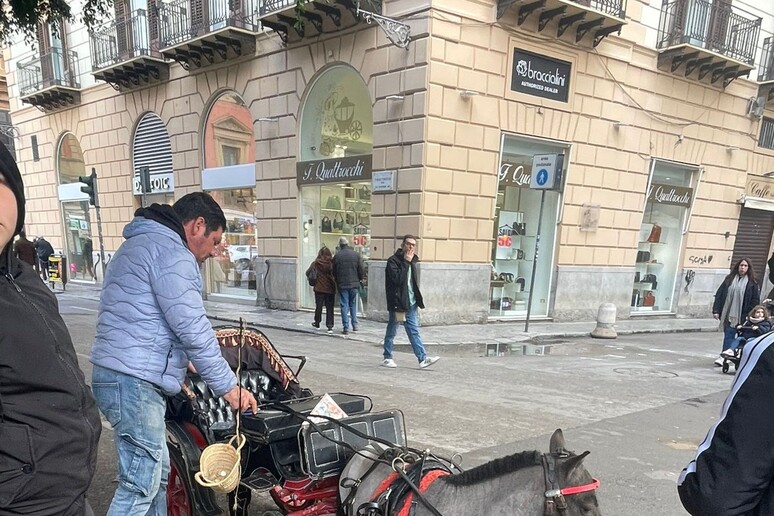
[
  {"xmin": 369, "ymin": 469, "xmax": 450, "ymax": 516},
  {"xmin": 560, "ymin": 478, "xmax": 600, "ymax": 496},
  {"xmin": 395, "ymin": 470, "xmax": 450, "ymax": 516}
]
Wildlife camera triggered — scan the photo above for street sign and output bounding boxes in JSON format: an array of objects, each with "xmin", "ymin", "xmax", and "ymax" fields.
[
  {"xmin": 372, "ymin": 170, "xmax": 396, "ymax": 193},
  {"xmin": 529, "ymin": 154, "xmax": 564, "ymax": 191}
]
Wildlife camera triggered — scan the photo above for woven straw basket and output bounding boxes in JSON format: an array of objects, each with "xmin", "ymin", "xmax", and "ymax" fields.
[{"xmin": 195, "ymin": 434, "xmax": 246, "ymax": 493}]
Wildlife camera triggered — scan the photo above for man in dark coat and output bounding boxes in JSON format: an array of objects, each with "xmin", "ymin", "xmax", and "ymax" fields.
[
  {"xmin": 332, "ymin": 236, "xmax": 365, "ymax": 335},
  {"xmin": 381, "ymin": 235, "xmax": 439, "ymax": 369},
  {"xmin": 35, "ymin": 235, "xmax": 54, "ymax": 280},
  {"xmin": 0, "ymin": 139, "xmax": 101, "ymax": 515},
  {"xmin": 13, "ymin": 229, "xmax": 36, "ymax": 268}
]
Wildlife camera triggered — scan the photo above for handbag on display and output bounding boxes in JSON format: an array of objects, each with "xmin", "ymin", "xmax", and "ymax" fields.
[
  {"xmin": 636, "ymin": 251, "xmax": 651, "ymax": 263},
  {"xmin": 647, "ymin": 224, "xmax": 662, "ymax": 243},
  {"xmin": 359, "ymin": 186, "xmax": 371, "ymax": 200},
  {"xmin": 643, "ymin": 274, "xmax": 658, "ymax": 290},
  {"xmin": 358, "ymin": 208, "xmax": 370, "ymax": 226},
  {"xmin": 634, "ymin": 272, "xmax": 641, "ymax": 283},
  {"xmin": 333, "ymin": 213, "xmax": 344, "ymax": 232},
  {"xmin": 643, "ymin": 291, "xmax": 656, "ymax": 307},
  {"xmin": 321, "ymin": 216, "xmax": 332, "ymax": 233},
  {"xmin": 325, "ymin": 195, "xmax": 342, "ymax": 210},
  {"xmin": 346, "ymin": 207, "xmax": 356, "ymax": 225}
]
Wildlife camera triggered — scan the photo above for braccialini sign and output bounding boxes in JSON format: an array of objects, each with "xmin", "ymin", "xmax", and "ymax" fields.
[{"xmin": 511, "ymin": 48, "xmax": 572, "ymax": 103}]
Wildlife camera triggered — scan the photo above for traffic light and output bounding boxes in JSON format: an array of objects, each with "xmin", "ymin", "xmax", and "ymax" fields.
[{"xmin": 79, "ymin": 170, "xmax": 98, "ymax": 207}]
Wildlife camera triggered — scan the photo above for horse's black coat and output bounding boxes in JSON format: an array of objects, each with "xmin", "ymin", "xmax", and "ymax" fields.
[{"xmin": 443, "ymin": 450, "xmax": 543, "ymax": 486}]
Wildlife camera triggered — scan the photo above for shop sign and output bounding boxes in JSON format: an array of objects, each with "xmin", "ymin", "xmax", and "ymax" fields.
[
  {"xmin": 511, "ymin": 49, "xmax": 572, "ymax": 103},
  {"xmin": 297, "ymin": 155, "xmax": 373, "ymax": 186},
  {"xmin": 133, "ymin": 172, "xmax": 174, "ymax": 195},
  {"xmin": 499, "ymin": 162, "xmax": 532, "ymax": 188},
  {"xmin": 647, "ymin": 183, "xmax": 694, "ymax": 208},
  {"xmin": 745, "ymin": 177, "xmax": 774, "ymax": 201}
]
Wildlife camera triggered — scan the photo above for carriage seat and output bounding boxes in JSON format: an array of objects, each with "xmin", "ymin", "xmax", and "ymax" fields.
[{"xmin": 184, "ymin": 370, "xmax": 272, "ymax": 434}]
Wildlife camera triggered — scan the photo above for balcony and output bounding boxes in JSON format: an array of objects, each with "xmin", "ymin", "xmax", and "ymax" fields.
[
  {"xmin": 496, "ymin": 0, "xmax": 627, "ymax": 47},
  {"xmin": 17, "ymin": 48, "xmax": 81, "ymax": 111},
  {"xmin": 159, "ymin": 0, "xmax": 258, "ymax": 70},
  {"xmin": 758, "ymin": 37, "xmax": 774, "ymax": 103},
  {"xmin": 90, "ymin": 9, "xmax": 169, "ymax": 91},
  {"xmin": 260, "ymin": 0, "xmax": 384, "ymax": 46},
  {"xmin": 656, "ymin": 0, "xmax": 761, "ymax": 88}
]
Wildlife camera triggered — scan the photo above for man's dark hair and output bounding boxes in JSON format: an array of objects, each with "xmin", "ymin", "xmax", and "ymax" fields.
[
  {"xmin": 173, "ymin": 192, "xmax": 227, "ymax": 234},
  {"xmin": 402, "ymin": 234, "xmax": 417, "ymax": 244},
  {"xmin": 19, "ymin": 230, "xmax": 26, "ymax": 239}
]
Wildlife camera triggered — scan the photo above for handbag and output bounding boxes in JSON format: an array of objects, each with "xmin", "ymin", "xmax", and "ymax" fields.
[
  {"xmin": 358, "ymin": 208, "xmax": 370, "ymax": 226},
  {"xmin": 359, "ymin": 186, "xmax": 371, "ymax": 200},
  {"xmin": 325, "ymin": 195, "xmax": 341, "ymax": 210},
  {"xmin": 647, "ymin": 224, "xmax": 662, "ymax": 243},
  {"xmin": 306, "ymin": 265, "xmax": 317, "ymax": 286},
  {"xmin": 643, "ymin": 291, "xmax": 656, "ymax": 307},
  {"xmin": 321, "ymin": 216, "xmax": 332, "ymax": 233},
  {"xmin": 643, "ymin": 274, "xmax": 658, "ymax": 290},
  {"xmin": 333, "ymin": 213, "xmax": 344, "ymax": 231},
  {"xmin": 346, "ymin": 207, "xmax": 356, "ymax": 225},
  {"xmin": 636, "ymin": 251, "xmax": 651, "ymax": 263}
]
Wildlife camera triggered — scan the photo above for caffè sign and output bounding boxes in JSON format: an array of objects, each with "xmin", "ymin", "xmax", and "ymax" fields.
[
  {"xmin": 647, "ymin": 183, "xmax": 694, "ymax": 208},
  {"xmin": 297, "ymin": 154, "xmax": 373, "ymax": 186},
  {"xmin": 511, "ymin": 49, "xmax": 571, "ymax": 103},
  {"xmin": 746, "ymin": 177, "xmax": 774, "ymax": 201}
]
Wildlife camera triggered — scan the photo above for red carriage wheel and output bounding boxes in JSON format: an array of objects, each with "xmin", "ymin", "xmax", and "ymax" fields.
[{"xmin": 167, "ymin": 446, "xmax": 193, "ymax": 516}]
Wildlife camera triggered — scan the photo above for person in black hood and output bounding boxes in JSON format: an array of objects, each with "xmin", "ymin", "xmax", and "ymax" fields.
[{"xmin": 0, "ymin": 140, "xmax": 101, "ymax": 515}]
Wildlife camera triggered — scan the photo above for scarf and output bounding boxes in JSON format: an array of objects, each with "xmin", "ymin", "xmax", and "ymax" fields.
[{"xmin": 721, "ymin": 275, "xmax": 748, "ymax": 328}]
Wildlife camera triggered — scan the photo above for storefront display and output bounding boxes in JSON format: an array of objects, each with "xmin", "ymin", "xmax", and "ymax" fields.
[
  {"xmin": 201, "ymin": 91, "xmax": 258, "ymax": 301},
  {"xmin": 631, "ymin": 161, "xmax": 697, "ymax": 313},
  {"xmin": 297, "ymin": 64, "xmax": 373, "ymax": 310},
  {"xmin": 490, "ymin": 134, "xmax": 564, "ymax": 319}
]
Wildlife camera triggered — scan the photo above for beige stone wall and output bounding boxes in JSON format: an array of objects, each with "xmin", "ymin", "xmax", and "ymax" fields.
[{"xmin": 423, "ymin": 0, "xmax": 773, "ymax": 275}]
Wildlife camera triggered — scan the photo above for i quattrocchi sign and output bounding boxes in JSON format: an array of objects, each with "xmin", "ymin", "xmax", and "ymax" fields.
[
  {"xmin": 297, "ymin": 155, "xmax": 373, "ymax": 186},
  {"xmin": 511, "ymin": 49, "xmax": 571, "ymax": 103},
  {"xmin": 647, "ymin": 183, "xmax": 694, "ymax": 208}
]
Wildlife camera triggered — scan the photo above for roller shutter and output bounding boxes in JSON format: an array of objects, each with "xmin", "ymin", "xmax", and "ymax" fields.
[
  {"xmin": 731, "ymin": 207, "xmax": 774, "ymax": 280},
  {"xmin": 132, "ymin": 113, "xmax": 173, "ymax": 185}
]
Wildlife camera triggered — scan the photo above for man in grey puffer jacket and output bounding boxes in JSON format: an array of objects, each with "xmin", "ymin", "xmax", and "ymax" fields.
[{"xmin": 90, "ymin": 193, "xmax": 257, "ymax": 515}]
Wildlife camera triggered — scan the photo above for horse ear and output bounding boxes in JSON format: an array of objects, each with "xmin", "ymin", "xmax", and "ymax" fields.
[
  {"xmin": 549, "ymin": 429, "xmax": 565, "ymax": 454},
  {"xmin": 561, "ymin": 451, "xmax": 591, "ymax": 474}
]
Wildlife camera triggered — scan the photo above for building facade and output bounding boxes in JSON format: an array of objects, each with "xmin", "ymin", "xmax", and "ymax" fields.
[{"xmin": 6, "ymin": 0, "xmax": 774, "ymax": 324}]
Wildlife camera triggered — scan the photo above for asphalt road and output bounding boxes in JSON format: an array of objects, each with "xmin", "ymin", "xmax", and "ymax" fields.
[{"xmin": 57, "ymin": 290, "xmax": 731, "ymax": 515}]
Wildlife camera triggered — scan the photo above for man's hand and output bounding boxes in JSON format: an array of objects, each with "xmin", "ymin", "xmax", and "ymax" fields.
[
  {"xmin": 404, "ymin": 248, "xmax": 414, "ymax": 262},
  {"xmin": 713, "ymin": 313, "xmax": 720, "ymax": 320},
  {"xmin": 223, "ymin": 386, "xmax": 259, "ymax": 414}
]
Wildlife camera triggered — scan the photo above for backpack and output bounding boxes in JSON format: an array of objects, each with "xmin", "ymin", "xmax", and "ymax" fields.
[{"xmin": 306, "ymin": 265, "xmax": 318, "ymax": 287}]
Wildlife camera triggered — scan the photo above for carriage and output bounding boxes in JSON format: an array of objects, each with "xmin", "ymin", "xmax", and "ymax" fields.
[{"xmin": 165, "ymin": 324, "xmax": 601, "ymax": 516}]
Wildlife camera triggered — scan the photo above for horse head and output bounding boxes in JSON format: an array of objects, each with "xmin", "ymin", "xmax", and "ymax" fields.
[{"xmin": 546, "ymin": 429, "xmax": 601, "ymax": 516}]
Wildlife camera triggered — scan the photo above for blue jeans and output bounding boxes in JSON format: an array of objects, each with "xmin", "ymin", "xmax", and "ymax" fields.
[
  {"xmin": 723, "ymin": 324, "xmax": 737, "ymax": 352},
  {"xmin": 383, "ymin": 304, "xmax": 427, "ymax": 362},
  {"xmin": 340, "ymin": 288, "xmax": 359, "ymax": 330},
  {"xmin": 92, "ymin": 365, "xmax": 170, "ymax": 516}
]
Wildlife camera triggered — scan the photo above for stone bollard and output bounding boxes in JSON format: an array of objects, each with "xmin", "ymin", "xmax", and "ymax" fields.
[{"xmin": 590, "ymin": 303, "xmax": 617, "ymax": 339}]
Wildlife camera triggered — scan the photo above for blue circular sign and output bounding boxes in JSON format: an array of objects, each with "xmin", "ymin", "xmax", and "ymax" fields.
[{"xmin": 536, "ymin": 168, "xmax": 549, "ymax": 186}]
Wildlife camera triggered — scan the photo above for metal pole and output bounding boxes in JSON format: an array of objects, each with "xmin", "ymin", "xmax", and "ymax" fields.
[
  {"xmin": 92, "ymin": 167, "xmax": 108, "ymax": 280},
  {"xmin": 525, "ymin": 190, "xmax": 546, "ymax": 333}
]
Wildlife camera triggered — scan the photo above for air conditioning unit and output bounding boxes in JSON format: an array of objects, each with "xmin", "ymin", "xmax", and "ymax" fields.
[{"xmin": 747, "ymin": 96, "xmax": 765, "ymax": 119}]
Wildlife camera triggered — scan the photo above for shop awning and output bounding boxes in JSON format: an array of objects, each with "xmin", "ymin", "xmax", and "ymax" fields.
[{"xmin": 742, "ymin": 195, "xmax": 774, "ymax": 212}]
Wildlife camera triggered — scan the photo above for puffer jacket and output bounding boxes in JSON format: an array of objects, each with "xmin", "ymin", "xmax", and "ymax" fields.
[{"xmin": 90, "ymin": 215, "xmax": 236, "ymax": 396}]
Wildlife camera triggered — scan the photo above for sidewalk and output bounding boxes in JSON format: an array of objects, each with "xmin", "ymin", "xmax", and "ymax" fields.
[{"xmin": 60, "ymin": 282, "xmax": 719, "ymax": 352}]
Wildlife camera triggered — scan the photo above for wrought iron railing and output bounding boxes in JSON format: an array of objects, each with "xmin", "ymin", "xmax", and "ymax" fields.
[
  {"xmin": 90, "ymin": 9, "xmax": 161, "ymax": 70},
  {"xmin": 160, "ymin": 0, "xmax": 259, "ymax": 48},
  {"xmin": 259, "ymin": 0, "xmax": 382, "ymax": 17},
  {"xmin": 572, "ymin": 0, "xmax": 626, "ymax": 19},
  {"xmin": 759, "ymin": 37, "xmax": 774, "ymax": 82},
  {"xmin": 657, "ymin": 0, "xmax": 761, "ymax": 65},
  {"xmin": 17, "ymin": 48, "xmax": 80, "ymax": 96}
]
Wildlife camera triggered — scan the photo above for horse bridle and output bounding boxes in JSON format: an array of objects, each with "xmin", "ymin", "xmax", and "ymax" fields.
[{"xmin": 541, "ymin": 450, "xmax": 600, "ymax": 515}]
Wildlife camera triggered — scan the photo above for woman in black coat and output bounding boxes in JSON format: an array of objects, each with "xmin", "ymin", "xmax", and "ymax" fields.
[{"xmin": 713, "ymin": 257, "xmax": 760, "ymax": 362}]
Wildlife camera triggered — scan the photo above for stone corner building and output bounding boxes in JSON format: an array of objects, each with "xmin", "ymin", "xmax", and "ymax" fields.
[{"xmin": 6, "ymin": 0, "xmax": 774, "ymax": 324}]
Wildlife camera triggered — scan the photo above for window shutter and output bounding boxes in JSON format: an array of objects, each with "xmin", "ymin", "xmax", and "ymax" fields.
[
  {"xmin": 732, "ymin": 207, "xmax": 774, "ymax": 282},
  {"xmin": 133, "ymin": 113, "xmax": 174, "ymax": 190},
  {"xmin": 148, "ymin": 0, "xmax": 160, "ymax": 52},
  {"xmin": 114, "ymin": 0, "xmax": 131, "ymax": 57}
]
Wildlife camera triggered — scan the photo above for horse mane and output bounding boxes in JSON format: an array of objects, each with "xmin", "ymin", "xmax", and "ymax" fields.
[{"xmin": 443, "ymin": 450, "xmax": 543, "ymax": 487}]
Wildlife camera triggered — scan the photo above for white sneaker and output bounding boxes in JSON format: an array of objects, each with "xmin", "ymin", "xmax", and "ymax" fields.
[
  {"xmin": 714, "ymin": 357, "xmax": 724, "ymax": 367},
  {"xmin": 382, "ymin": 359, "xmax": 397, "ymax": 368},
  {"xmin": 419, "ymin": 356, "xmax": 440, "ymax": 369},
  {"xmin": 720, "ymin": 349, "xmax": 736, "ymax": 358}
]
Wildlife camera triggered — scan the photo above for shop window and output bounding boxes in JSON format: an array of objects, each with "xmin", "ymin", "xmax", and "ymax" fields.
[
  {"xmin": 298, "ymin": 65, "xmax": 374, "ymax": 310},
  {"xmin": 631, "ymin": 161, "xmax": 697, "ymax": 314},
  {"xmin": 202, "ymin": 92, "xmax": 259, "ymax": 300},
  {"xmin": 491, "ymin": 134, "xmax": 565, "ymax": 319},
  {"xmin": 759, "ymin": 117, "xmax": 774, "ymax": 150}
]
